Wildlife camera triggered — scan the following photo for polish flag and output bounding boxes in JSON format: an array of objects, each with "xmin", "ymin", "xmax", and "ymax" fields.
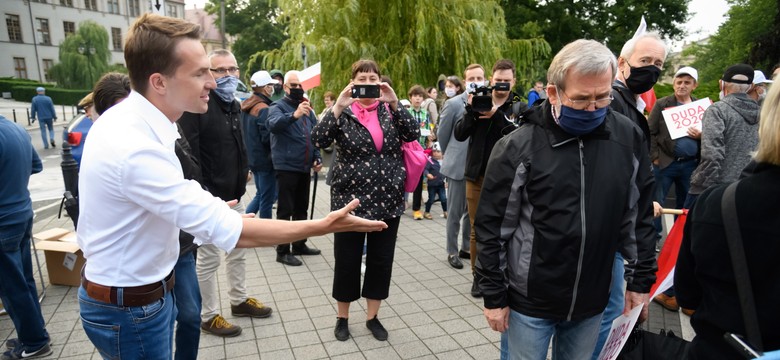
[
  {"xmin": 299, "ymin": 62, "xmax": 321, "ymax": 91},
  {"xmin": 650, "ymin": 210, "xmax": 688, "ymax": 299}
]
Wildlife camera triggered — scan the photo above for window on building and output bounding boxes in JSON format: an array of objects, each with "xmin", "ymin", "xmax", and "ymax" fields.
[
  {"xmin": 167, "ymin": 4, "xmax": 178, "ymax": 18},
  {"xmin": 128, "ymin": 0, "xmax": 140, "ymax": 17},
  {"xmin": 107, "ymin": 0, "xmax": 120, "ymax": 14},
  {"xmin": 111, "ymin": 27, "xmax": 122, "ymax": 50},
  {"xmin": 36, "ymin": 18, "xmax": 51, "ymax": 45},
  {"xmin": 31, "ymin": 0, "xmax": 48, "ymax": 3},
  {"xmin": 43, "ymin": 59, "xmax": 54, "ymax": 82},
  {"xmin": 6, "ymin": 14, "xmax": 22, "ymax": 42},
  {"xmin": 60, "ymin": 0, "xmax": 74, "ymax": 6},
  {"xmin": 13, "ymin": 58, "xmax": 28, "ymax": 79},
  {"xmin": 63, "ymin": 21, "xmax": 75, "ymax": 37},
  {"xmin": 84, "ymin": 0, "xmax": 97, "ymax": 10}
]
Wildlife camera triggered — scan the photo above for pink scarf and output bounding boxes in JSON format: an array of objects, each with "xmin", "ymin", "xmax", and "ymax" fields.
[{"xmin": 351, "ymin": 101, "xmax": 384, "ymax": 152}]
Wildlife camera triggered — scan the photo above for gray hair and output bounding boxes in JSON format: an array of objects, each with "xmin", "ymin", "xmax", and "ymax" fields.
[
  {"xmin": 620, "ymin": 32, "xmax": 668, "ymax": 60},
  {"xmin": 208, "ymin": 48, "xmax": 234, "ymax": 61},
  {"xmin": 284, "ymin": 70, "xmax": 301, "ymax": 84},
  {"xmin": 547, "ymin": 39, "xmax": 617, "ymax": 90},
  {"xmin": 723, "ymin": 81, "xmax": 752, "ymax": 94}
]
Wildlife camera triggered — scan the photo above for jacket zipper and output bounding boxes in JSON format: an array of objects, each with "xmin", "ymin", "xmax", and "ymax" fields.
[{"xmin": 567, "ymin": 138, "xmax": 587, "ymax": 321}]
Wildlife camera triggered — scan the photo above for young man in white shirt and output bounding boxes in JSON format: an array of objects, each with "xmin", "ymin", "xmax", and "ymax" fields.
[{"xmin": 76, "ymin": 13, "xmax": 386, "ymax": 359}]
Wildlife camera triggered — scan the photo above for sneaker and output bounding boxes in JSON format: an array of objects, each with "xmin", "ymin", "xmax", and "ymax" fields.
[
  {"xmin": 231, "ymin": 298, "xmax": 273, "ymax": 318},
  {"xmin": 423, "ymin": 212, "xmax": 433, "ymax": 220},
  {"xmin": 4, "ymin": 339, "xmax": 19, "ymax": 350},
  {"xmin": 335, "ymin": 317, "xmax": 350, "ymax": 341},
  {"xmin": 441, "ymin": 211, "xmax": 448, "ymax": 218},
  {"xmin": 200, "ymin": 315, "xmax": 242, "ymax": 337},
  {"xmin": 413, "ymin": 210, "xmax": 423, "ymax": 220},
  {"xmin": 1, "ymin": 343, "xmax": 52, "ymax": 359},
  {"xmin": 366, "ymin": 316, "xmax": 388, "ymax": 341},
  {"xmin": 652, "ymin": 294, "xmax": 680, "ymax": 312},
  {"xmin": 50, "ymin": 140, "xmax": 56, "ymax": 148}
]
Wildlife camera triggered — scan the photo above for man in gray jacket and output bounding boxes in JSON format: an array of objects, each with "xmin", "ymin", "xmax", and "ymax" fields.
[
  {"xmin": 687, "ymin": 64, "xmax": 760, "ymax": 207},
  {"xmin": 437, "ymin": 71, "xmax": 479, "ymax": 270}
]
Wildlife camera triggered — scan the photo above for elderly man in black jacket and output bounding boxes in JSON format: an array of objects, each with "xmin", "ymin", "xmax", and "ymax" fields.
[{"xmin": 477, "ymin": 39, "xmax": 657, "ymax": 360}]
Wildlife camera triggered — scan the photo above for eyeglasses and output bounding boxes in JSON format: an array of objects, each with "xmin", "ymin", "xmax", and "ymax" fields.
[
  {"xmin": 557, "ymin": 88, "xmax": 613, "ymax": 110},
  {"xmin": 210, "ymin": 67, "xmax": 240, "ymax": 75},
  {"xmin": 287, "ymin": 83, "xmax": 302, "ymax": 89}
]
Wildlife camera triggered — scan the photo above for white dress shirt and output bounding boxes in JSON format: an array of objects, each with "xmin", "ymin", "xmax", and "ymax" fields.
[{"xmin": 77, "ymin": 91, "xmax": 243, "ymax": 287}]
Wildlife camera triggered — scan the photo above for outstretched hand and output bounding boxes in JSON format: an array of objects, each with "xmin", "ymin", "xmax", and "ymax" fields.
[{"xmin": 325, "ymin": 199, "xmax": 387, "ymax": 233}]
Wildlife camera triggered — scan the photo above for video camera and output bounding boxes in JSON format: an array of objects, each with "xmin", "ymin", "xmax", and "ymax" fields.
[{"xmin": 469, "ymin": 82, "xmax": 511, "ymax": 113}]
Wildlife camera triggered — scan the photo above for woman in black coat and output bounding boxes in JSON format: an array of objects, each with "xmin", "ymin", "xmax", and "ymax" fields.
[
  {"xmin": 675, "ymin": 74, "xmax": 780, "ymax": 359},
  {"xmin": 311, "ymin": 60, "xmax": 419, "ymax": 342}
]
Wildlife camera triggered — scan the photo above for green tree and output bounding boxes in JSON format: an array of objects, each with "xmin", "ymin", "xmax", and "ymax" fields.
[
  {"xmin": 255, "ymin": 0, "xmax": 550, "ymax": 109},
  {"xmin": 500, "ymin": 0, "xmax": 691, "ymax": 54},
  {"xmin": 689, "ymin": 0, "xmax": 778, "ymax": 83},
  {"xmin": 48, "ymin": 21, "xmax": 111, "ymax": 89},
  {"xmin": 206, "ymin": 0, "xmax": 288, "ymax": 78}
]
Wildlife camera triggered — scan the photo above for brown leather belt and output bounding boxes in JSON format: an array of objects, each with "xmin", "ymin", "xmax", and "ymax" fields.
[{"xmin": 82, "ymin": 270, "xmax": 175, "ymax": 307}]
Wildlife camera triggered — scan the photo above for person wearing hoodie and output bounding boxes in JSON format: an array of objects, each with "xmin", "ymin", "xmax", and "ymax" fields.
[
  {"xmin": 242, "ymin": 70, "xmax": 279, "ymax": 219},
  {"xmin": 687, "ymin": 64, "xmax": 760, "ymax": 207}
]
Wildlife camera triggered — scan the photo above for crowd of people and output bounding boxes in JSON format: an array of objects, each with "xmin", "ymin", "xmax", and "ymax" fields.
[{"xmin": 1, "ymin": 11, "xmax": 778, "ymax": 360}]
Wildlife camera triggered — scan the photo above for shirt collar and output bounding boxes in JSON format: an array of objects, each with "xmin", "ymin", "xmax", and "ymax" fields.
[{"xmin": 127, "ymin": 91, "xmax": 181, "ymax": 147}]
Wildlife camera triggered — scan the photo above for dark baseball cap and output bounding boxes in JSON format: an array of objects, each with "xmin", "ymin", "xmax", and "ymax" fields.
[
  {"xmin": 721, "ymin": 64, "xmax": 754, "ymax": 84},
  {"xmin": 269, "ymin": 69, "xmax": 283, "ymax": 79}
]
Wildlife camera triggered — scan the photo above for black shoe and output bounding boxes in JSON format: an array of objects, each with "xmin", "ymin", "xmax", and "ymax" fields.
[
  {"xmin": 471, "ymin": 275, "xmax": 482, "ymax": 298},
  {"xmin": 1, "ymin": 343, "xmax": 52, "ymax": 359},
  {"xmin": 366, "ymin": 316, "xmax": 388, "ymax": 341},
  {"xmin": 448, "ymin": 255, "xmax": 463, "ymax": 269},
  {"xmin": 292, "ymin": 244, "xmax": 321, "ymax": 256},
  {"xmin": 334, "ymin": 317, "xmax": 350, "ymax": 341},
  {"xmin": 50, "ymin": 139, "xmax": 56, "ymax": 148},
  {"xmin": 4, "ymin": 339, "xmax": 19, "ymax": 350},
  {"xmin": 458, "ymin": 250, "xmax": 470, "ymax": 259},
  {"xmin": 276, "ymin": 253, "xmax": 302, "ymax": 266}
]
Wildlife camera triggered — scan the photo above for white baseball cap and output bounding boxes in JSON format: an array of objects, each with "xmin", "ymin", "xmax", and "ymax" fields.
[
  {"xmin": 249, "ymin": 71, "xmax": 279, "ymax": 88},
  {"xmin": 753, "ymin": 70, "xmax": 774, "ymax": 84},
  {"xmin": 400, "ymin": 99, "xmax": 411, "ymax": 107},
  {"xmin": 674, "ymin": 66, "xmax": 698, "ymax": 82}
]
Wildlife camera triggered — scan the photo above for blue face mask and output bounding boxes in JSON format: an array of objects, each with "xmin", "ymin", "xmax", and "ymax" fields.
[
  {"xmin": 214, "ymin": 75, "xmax": 238, "ymax": 103},
  {"xmin": 555, "ymin": 105, "xmax": 607, "ymax": 136}
]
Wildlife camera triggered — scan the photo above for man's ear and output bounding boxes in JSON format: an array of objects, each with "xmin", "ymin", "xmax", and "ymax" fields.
[
  {"xmin": 547, "ymin": 85, "xmax": 559, "ymax": 105},
  {"xmin": 148, "ymin": 73, "xmax": 167, "ymax": 96}
]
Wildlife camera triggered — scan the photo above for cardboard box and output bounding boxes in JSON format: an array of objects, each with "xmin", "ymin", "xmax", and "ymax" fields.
[{"xmin": 34, "ymin": 228, "xmax": 85, "ymax": 287}]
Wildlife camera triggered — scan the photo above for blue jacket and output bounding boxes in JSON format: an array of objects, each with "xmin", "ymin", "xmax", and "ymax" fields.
[
  {"xmin": 424, "ymin": 157, "xmax": 444, "ymax": 187},
  {"xmin": 267, "ymin": 97, "xmax": 321, "ymax": 173},
  {"xmin": 0, "ymin": 116, "xmax": 42, "ymax": 226},
  {"xmin": 31, "ymin": 94, "xmax": 56, "ymax": 121},
  {"xmin": 241, "ymin": 92, "xmax": 274, "ymax": 172}
]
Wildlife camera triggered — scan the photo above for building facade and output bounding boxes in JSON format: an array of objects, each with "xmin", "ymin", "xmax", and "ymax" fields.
[
  {"xmin": 185, "ymin": 5, "xmax": 232, "ymax": 55},
  {"xmin": 0, "ymin": 0, "xmax": 185, "ymax": 83}
]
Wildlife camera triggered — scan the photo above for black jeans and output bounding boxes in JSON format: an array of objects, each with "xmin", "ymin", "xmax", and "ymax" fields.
[
  {"xmin": 275, "ymin": 170, "xmax": 311, "ymax": 254},
  {"xmin": 332, "ymin": 217, "xmax": 401, "ymax": 302},
  {"xmin": 412, "ymin": 174, "xmax": 424, "ymax": 211}
]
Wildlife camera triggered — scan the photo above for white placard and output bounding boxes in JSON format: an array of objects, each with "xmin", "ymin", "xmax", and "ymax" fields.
[
  {"xmin": 63, "ymin": 253, "xmax": 78, "ymax": 271},
  {"xmin": 597, "ymin": 305, "xmax": 643, "ymax": 360},
  {"xmin": 149, "ymin": 0, "xmax": 166, "ymax": 16},
  {"xmin": 420, "ymin": 128, "xmax": 431, "ymax": 137},
  {"xmin": 662, "ymin": 98, "xmax": 711, "ymax": 140}
]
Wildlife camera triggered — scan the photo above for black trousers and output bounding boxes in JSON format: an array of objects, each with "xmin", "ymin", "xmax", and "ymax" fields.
[
  {"xmin": 275, "ymin": 170, "xmax": 311, "ymax": 254},
  {"xmin": 412, "ymin": 174, "xmax": 424, "ymax": 211},
  {"xmin": 332, "ymin": 217, "xmax": 401, "ymax": 303}
]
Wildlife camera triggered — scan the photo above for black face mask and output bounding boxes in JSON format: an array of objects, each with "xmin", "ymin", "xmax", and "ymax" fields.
[
  {"xmin": 273, "ymin": 84, "xmax": 283, "ymax": 94},
  {"xmin": 288, "ymin": 87, "xmax": 305, "ymax": 102},
  {"xmin": 625, "ymin": 64, "xmax": 661, "ymax": 94}
]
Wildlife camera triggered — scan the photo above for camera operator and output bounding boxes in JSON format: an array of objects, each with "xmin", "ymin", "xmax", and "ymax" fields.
[{"xmin": 454, "ymin": 59, "xmax": 527, "ymax": 297}]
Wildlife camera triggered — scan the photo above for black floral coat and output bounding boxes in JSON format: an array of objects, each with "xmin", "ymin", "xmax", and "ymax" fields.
[{"xmin": 312, "ymin": 103, "xmax": 419, "ymax": 220}]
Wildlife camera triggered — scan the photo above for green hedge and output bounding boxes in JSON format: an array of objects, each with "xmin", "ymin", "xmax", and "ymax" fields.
[
  {"xmin": 0, "ymin": 79, "xmax": 56, "ymax": 94},
  {"xmin": 11, "ymin": 85, "xmax": 90, "ymax": 106}
]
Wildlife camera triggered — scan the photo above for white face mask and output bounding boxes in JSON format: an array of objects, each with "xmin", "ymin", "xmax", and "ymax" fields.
[
  {"xmin": 445, "ymin": 88, "xmax": 457, "ymax": 98},
  {"xmin": 465, "ymin": 81, "xmax": 481, "ymax": 93}
]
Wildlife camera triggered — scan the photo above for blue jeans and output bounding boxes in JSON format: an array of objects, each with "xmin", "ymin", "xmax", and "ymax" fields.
[
  {"xmin": 0, "ymin": 217, "xmax": 50, "ymax": 352},
  {"xmin": 505, "ymin": 309, "xmax": 603, "ymax": 360},
  {"xmin": 173, "ymin": 252, "xmax": 200, "ymax": 360},
  {"xmin": 424, "ymin": 185, "xmax": 447, "ymax": 212},
  {"xmin": 653, "ymin": 160, "xmax": 696, "ymax": 236},
  {"xmin": 38, "ymin": 118, "xmax": 54, "ymax": 148},
  {"xmin": 246, "ymin": 169, "xmax": 277, "ymax": 219},
  {"xmin": 593, "ymin": 253, "xmax": 624, "ymax": 359},
  {"xmin": 79, "ymin": 284, "xmax": 177, "ymax": 359}
]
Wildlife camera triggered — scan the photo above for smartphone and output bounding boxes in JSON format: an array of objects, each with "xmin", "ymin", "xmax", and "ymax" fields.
[
  {"xmin": 351, "ymin": 84, "xmax": 380, "ymax": 98},
  {"xmin": 724, "ymin": 333, "xmax": 762, "ymax": 359}
]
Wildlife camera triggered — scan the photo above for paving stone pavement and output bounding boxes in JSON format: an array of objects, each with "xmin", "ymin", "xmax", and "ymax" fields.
[{"xmin": 4, "ymin": 178, "xmax": 692, "ymax": 359}]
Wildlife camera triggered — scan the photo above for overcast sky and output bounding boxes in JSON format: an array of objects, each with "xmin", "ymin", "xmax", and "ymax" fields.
[{"xmin": 184, "ymin": 0, "xmax": 731, "ymax": 49}]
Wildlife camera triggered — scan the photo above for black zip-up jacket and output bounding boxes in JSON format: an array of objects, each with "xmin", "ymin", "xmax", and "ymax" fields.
[
  {"xmin": 453, "ymin": 92, "xmax": 526, "ymax": 181},
  {"xmin": 178, "ymin": 91, "xmax": 248, "ymax": 201},
  {"xmin": 611, "ymin": 80, "xmax": 651, "ymax": 150},
  {"xmin": 476, "ymin": 101, "xmax": 657, "ymax": 321}
]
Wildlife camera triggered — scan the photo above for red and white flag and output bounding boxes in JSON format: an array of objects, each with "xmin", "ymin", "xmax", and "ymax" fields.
[
  {"xmin": 650, "ymin": 210, "xmax": 688, "ymax": 299},
  {"xmin": 299, "ymin": 62, "xmax": 321, "ymax": 91}
]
